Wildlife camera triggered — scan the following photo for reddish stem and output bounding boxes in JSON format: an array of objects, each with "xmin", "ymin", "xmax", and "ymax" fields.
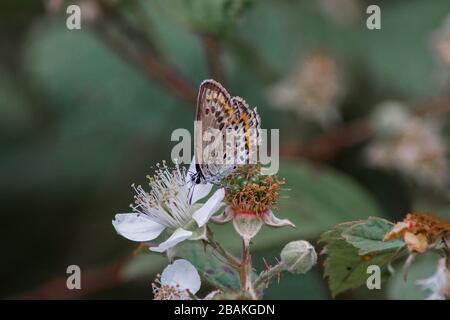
[{"xmin": 16, "ymin": 259, "xmax": 125, "ymax": 299}]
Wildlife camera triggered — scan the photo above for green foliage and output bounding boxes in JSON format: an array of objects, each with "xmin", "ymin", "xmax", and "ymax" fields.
[
  {"xmin": 0, "ymin": 69, "xmax": 35, "ymax": 136},
  {"xmin": 275, "ymin": 161, "xmax": 382, "ymax": 238},
  {"xmin": 121, "ymin": 251, "xmax": 168, "ymax": 281},
  {"xmin": 342, "ymin": 217, "xmax": 405, "ymax": 255},
  {"xmin": 320, "ymin": 217, "xmax": 405, "ymax": 297},
  {"xmin": 2, "ymin": 0, "xmax": 450, "ymax": 299},
  {"xmin": 152, "ymin": 0, "xmax": 253, "ymax": 37},
  {"xmin": 6, "ymin": 20, "xmax": 191, "ymax": 191}
]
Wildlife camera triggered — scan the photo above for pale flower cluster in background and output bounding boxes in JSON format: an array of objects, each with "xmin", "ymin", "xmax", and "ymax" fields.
[
  {"xmin": 268, "ymin": 53, "xmax": 345, "ymax": 127},
  {"xmin": 367, "ymin": 102, "xmax": 449, "ymax": 189}
]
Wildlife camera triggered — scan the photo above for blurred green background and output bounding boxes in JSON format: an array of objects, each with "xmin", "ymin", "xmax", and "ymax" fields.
[{"xmin": 1, "ymin": 0, "xmax": 449, "ymax": 299}]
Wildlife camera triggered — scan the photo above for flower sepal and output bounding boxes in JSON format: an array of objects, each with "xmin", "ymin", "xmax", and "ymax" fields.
[
  {"xmin": 262, "ymin": 209, "xmax": 295, "ymax": 228},
  {"xmin": 210, "ymin": 206, "xmax": 234, "ymax": 224}
]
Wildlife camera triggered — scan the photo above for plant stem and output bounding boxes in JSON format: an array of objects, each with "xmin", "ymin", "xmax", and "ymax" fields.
[
  {"xmin": 206, "ymin": 227, "xmax": 241, "ymax": 269},
  {"xmin": 240, "ymin": 239, "xmax": 258, "ymax": 299},
  {"xmin": 253, "ymin": 261, "xmax": 285, "ymax": 289}
]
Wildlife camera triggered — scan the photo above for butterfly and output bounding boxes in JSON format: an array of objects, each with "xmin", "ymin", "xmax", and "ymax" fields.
[{"xmin": 191, "ymin": 79, "xmax": 261, "ymax": 185}]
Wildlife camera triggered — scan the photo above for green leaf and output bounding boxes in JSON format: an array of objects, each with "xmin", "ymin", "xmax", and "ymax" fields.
[
  {"xmin": 320, "ymin": 220, "xmax": 399, "ymax": 298},
  {"xmin": 170, "ymin": 241, "xmax": 241, "ymax": 290},
  {"xmin": 342, "ymin": 217, "xmax": 405, "ymax": 255}
]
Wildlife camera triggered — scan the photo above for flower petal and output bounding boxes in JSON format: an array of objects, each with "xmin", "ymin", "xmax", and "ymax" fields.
[
  {"xmin": 384, "ymin": 221, "xmax": 408, "ymax": 241},
  {"xmin": 404, "ymin": 231, "xmax": 428, "ymax": 253},
  {"xmin": 262, "ymin": 210, "xmax": 296, "ymax": 228},
  {"xmin": 160, "ymin": 259, "xmax": 201, "ymax": 294},
  {"xmin": 192, "ymin": 188, "xmax": 225, "ymax": 227},
  {"xmin": 150, "ymin": 228, "xmax": 192, "ymax": 253},
  {"xmin": 112, "ymin": 213, "xmax": 165, "ymax": 242},
  {"xmin": 191, "ymin": 182, "xmax": 214, "ymax": 204}
]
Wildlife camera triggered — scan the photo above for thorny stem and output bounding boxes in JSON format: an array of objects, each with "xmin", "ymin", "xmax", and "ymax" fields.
[
  {"xmin": 253, "ymin": 261, "xmax": 285, "ymax": 289},
  {"xmin": 206, "ymin": 228, "xmax": 260, "ymax": 299},
  {"xmin": 240, "ymin": 239, "xmax": 258, "ymax": 300},
  {"xmin": 206, "ymin": 227, "xmax": 241, "ymax": 269}
]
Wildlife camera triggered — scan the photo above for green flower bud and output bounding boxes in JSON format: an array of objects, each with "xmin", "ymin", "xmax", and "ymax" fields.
[{"xmin": 280, "ymin": 240, "xmax": 317, "ymax": 274}]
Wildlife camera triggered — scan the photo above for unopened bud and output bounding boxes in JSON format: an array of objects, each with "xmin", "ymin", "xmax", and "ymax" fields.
[{"xmin": 280, "ymin": 240, "xmax": 317, "ymax": 274}]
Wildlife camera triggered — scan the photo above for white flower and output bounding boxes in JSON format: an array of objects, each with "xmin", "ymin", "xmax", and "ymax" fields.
[
  {"xmin": 112, "ymin": 158, "xmax": 225, "ymax": 252},
  {"xmin": 152, "ymin": 259, "xmax": 221, "ymax": 300},
  {"xmin": 416, "ymin": 257, "xmax": 450, "ymax": 300},
  {"xmin": 152, "ymin": 259, "xmax": 200, "ymax": 300}
]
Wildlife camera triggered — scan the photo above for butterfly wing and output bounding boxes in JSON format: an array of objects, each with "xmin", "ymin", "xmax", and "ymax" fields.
[
  {"xmin": 230, "ymin": 96, "xmax": 262, "ymax": 165},
  {"xmin": 194, "ymin": 80, "xmax": 262, "ymax": 184},
  {"xmin": 195, "ymin": 80, "xmax": 240, "ymax": 183}
]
